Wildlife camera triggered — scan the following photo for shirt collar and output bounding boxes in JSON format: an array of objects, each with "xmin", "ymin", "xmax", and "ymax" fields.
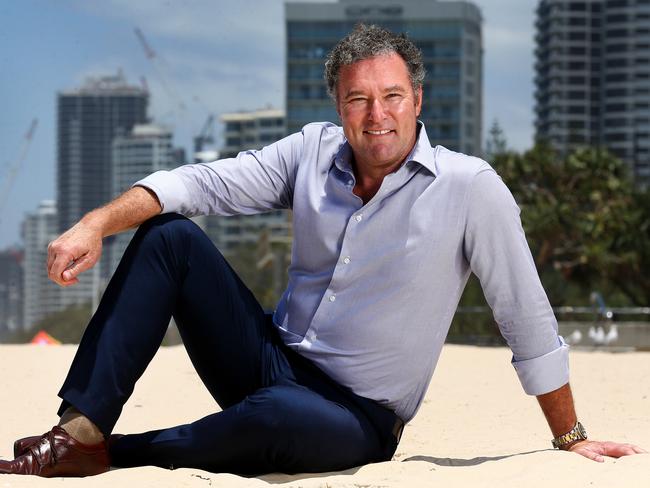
[
  {"xmin": 332, "ymin": 121, "xmax": 437, "ymax": 177},
  {"xmin": 406, "ymin": 121, "xmax": 437, "ymax": 177}
]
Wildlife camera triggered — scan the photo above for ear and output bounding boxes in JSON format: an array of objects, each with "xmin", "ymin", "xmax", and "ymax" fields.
[{"xmin": 414, "ymin": 86, "xmax": 423, "ymax": 117}]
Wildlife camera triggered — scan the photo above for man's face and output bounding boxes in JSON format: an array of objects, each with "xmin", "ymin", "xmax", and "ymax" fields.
[{"xmin": 335, "ymin": 52, "xmax": 422, "ymax": 175}]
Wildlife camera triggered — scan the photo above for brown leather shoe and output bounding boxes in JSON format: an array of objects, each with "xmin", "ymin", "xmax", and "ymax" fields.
[
  {"xmin": 0, "ymin": 426, "xmax": 109, "ymax": 477},
  {"xmin": 13, "ymin": 434, "xmax": 41, "ymax": 458},
  {"xmin": 14, "ymin": 432, "xmax": 123, "ymax": 458}
]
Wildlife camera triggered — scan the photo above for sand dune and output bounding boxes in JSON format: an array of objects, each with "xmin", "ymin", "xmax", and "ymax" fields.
[{"xmin": 0, "ymin": 344, "xmax": 648, "ymax": 487}]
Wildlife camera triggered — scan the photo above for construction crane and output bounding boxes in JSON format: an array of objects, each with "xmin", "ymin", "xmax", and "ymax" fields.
[
  {"xmin": 134, "ymin": 27, "xmax": 216, "ymax": 165},
  {"xmin": 134, "ymin": 27, "xmax": 187, "ymax": 113},
  {"xmin": 0, "ymin": 118, "xmax": 38, "ymax": 227},
  {"xmin": 193, "ymin": 115, "xmax": 218, "ymax": 163}
]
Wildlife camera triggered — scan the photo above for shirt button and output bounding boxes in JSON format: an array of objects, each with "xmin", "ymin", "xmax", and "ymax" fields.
[
  {"xmin": 343, "ymin": 256, "xmax": 351, "ymax": 264},
  {"xmin": 355, "ymin": 214, "xmax": 363, "ymax": 222},
  {"xmin": 329, "ymin": 295, "xmax": 336, "ymax": 302}
]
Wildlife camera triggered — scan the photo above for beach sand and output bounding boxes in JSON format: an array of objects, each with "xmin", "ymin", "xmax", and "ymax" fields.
[{"xmin": 0, "ymin": 343, "xmax": 648, "ymax": 487}]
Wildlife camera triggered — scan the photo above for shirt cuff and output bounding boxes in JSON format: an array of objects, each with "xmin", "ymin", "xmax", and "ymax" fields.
[
  {"xmin": 133, "ymin": 170, "xmax": 192, "ymax": 215},
  {"xmin": 511, "ymin": 336, "xmax": 570, "ymax": 395}
]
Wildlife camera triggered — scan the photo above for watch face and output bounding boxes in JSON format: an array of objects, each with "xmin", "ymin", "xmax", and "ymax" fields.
[{"xmin": 577, "ymin": 423, "xmax": 587, "ymax": 438}]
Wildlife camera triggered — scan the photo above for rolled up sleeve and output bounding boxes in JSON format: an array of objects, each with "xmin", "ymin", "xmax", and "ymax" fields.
[
  {"xmin": 512, "ymin": 336, "xmax": 569, "ymax": 395},
  {"xmin": 464, "ymin": 167, "xmax": 570, "ymax": 396},
  {"xmin": 133, "ymin": 130, "xmax": 304, "ymax": 217},
  {"xmin": 135, "ymin": 170, "xmax": 193, "ymax": 215}
]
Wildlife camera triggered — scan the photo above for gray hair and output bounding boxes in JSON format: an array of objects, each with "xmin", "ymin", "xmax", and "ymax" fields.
[{"xmin": 324, "ymin": 23, "xmax": 426, "ymax": 100}]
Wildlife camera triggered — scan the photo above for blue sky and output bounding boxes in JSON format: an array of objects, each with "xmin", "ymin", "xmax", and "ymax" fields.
[{"xmin": 0, "ymin": 0, "xmax": 537, "ymax": 249}]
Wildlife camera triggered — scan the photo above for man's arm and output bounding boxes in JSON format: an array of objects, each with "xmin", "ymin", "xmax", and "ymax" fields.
[
  {"xmin": 537, "ymin": 383, "xmax": 646, "ymax": 461},
  {"xmin": 47, "ymin": 186, "xmax": 162, "ymax": 287},
  {"xmin": 463, "ymin": 168, "xmax": 646, "ymax": 462}
]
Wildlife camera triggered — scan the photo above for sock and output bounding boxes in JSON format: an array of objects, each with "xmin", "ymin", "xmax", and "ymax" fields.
[{"xmin": 58, "ymin": 407, "xmax": 105, "ymax": 445}]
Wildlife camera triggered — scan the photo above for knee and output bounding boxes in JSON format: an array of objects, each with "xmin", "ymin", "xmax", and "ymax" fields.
[
  {"xmin": 241, "ymin": 388, "xmax": 293, "ymax": 435},
  {"xmin": 135, "ymin": 213, "xmax": 202, "ymax": 245}
]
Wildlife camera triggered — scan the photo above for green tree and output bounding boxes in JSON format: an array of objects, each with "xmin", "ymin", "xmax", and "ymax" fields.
[
  {"xmin": 491, "ymin": 144, "xmax": 649, "ymax": 305},
  {"xmin": 485, "ymin": 119, "xmax": 508, "ymax": 161}
]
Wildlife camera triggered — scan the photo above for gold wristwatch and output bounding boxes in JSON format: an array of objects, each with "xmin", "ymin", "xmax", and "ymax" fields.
[{"xmin": 551, "ymin": 421, "xmax": 588, "ymax": 449}]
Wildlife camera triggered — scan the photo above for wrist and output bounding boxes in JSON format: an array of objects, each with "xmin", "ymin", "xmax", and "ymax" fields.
[
  {"xmin": 79, "ymin": 210, "xmax": 108, "ymax": 237},
  {"xmin": 552, "ymin": 421, "xmax": 588, "ymax": 450}
]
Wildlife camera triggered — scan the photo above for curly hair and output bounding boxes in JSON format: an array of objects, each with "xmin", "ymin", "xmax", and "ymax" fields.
[{"xmin": 324, "ymin": 23, "xmax": 426, "ymax": 100}]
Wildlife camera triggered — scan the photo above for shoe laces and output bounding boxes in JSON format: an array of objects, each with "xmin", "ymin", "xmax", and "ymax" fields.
[{"xmin": 29, "ymin": 431, "xmax": 58, "ymax": 467}]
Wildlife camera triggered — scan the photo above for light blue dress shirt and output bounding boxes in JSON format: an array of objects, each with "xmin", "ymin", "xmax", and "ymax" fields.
[{"xmin": 136, "ymin": 122, "xmax": 569, "ymax": 422}]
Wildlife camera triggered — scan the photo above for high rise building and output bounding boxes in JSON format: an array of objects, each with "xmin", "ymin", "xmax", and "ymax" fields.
[
  {"xmin": 221, "ymin": 109, "xmax": 287, "ymax": 158},
  {"xmin": 21, "ymin": 201, "xmax": 61, "ymax": 330},
  {"xmin": 204, "ymin": 109, "xmax": 291, "ymax": 255},
  {"xmin": 285, "ymin": 0, "xmax": 483, "ymax": 155},
  {"xmin": 57, "ymin": 71, "xmax": 148, "ymax": 304},
  {"xmin": 535, "ymin": 0, "xmax": 650, "ymax": 181},
  {"xmin": 57, "ymin": 72, "xmax": 148, "ymax": 233},
  {"xmin": 108, "ymin": 124, "xmax": 180, "ymax": 275},
  {"xmin": 0, "ymin": 248, "xmax": 23, "ymax": 334}
]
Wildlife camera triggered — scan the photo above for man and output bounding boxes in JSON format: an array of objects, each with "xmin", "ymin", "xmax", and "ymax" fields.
[{"xmin": 1, "ymin": 24, "xmax": 644, "ymax": 478}]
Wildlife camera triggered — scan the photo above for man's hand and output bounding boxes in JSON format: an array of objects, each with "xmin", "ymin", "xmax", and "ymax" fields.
[
  {"xmin": 47, "ymin": 221, "xmax": 103, "ymax": 287},
  {"xmin": 537, "ymin": 383, "xmax": 647, "ymax": 462},
  {"xmin": 46, "ymin": 186, "xmax": 162, "ymax": 287},
  {"xmin": 567, "ymin": 440, "xmax": 647, "ymax": 463}
]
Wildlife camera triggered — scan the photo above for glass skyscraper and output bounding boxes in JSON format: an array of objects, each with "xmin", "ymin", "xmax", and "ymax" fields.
[
  {"xmin": 535, "ymin": 0, "xmax": 650, "ymax": 181},
  {"xmin": 57, "ymin": 72, "xmax": 148, "ymax": 234},
  {"xmin": 56, "ymin": 72, "xmax": 148, "ymax": 303},
  {"xmin": 285, "ymin": 0, "xmax": 483, "ymax": 155}
]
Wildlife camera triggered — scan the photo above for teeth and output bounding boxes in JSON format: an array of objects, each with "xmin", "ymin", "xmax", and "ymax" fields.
[{"xmin": 366, "ymin": 129, "xmax": 392, "ymax": 135}]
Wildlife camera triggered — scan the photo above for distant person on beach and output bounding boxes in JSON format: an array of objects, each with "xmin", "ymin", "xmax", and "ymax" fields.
[{"xmin": 1, "ymin": 24, "xmax": 645, "ymax": 478}]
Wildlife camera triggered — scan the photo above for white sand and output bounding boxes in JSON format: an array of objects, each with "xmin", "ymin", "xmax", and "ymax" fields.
[{"xmin": 0, "ymin": 344, "xmax": 648, "ymax": 487}]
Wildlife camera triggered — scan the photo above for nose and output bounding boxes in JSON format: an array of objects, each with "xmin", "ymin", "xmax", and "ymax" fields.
[{"xmin": 368, "ymin": 97, "xmax": 387, "ymax": 121}]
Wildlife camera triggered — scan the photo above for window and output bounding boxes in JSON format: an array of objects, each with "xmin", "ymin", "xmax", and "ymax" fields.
[
  {"xmin": 568, "ymin": 91, "xmax": 586, "ymax": 99},
  {"xmin": 606, "ymin": 73, "xmax": 628, "ymax": 82},
  {"xmin": 606, "ymin": 88, "xmax": 627, "ymax": 97},
  {"xmin": 569, "ymin": 2, "xmax": 587, "ymax": 11}
]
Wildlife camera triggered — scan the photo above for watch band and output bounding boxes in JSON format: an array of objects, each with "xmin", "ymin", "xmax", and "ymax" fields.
[{"xmin": 551, "ymin": 421, "xmax": 588, "ymax": 449}]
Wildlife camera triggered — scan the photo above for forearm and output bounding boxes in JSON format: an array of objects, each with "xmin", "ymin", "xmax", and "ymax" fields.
[
  {"xmin": 79, "ymin": 186, "xmax": 162, "ymax": 238},
  {"xmin": 536, "ymin": 382, "xmax": 577, "ymax": 439}
]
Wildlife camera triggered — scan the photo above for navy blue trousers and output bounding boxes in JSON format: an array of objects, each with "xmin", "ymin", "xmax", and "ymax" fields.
[{"xmin": 57, "ymin": 214, "xmax": 399, "ymax": 475}]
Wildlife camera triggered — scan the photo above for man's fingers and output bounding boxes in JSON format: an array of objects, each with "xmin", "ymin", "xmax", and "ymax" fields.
[
  {"xmin": 570, "ymin": 441, "xmax": 647, "ymax": 462},
  {"xmin": 47, "ymin": 243, "xmax": 54, "ymax": 274},
  {"xmin": 574, "ymin": 446, "xmax": 605, "ymax": 463},
  {"xmin": 48, "ymin": 252, "xmax": 75, "ymax": 284},
  {"xmin": 58, "ymin": 276, "xmax": 79, "ymax": 287},
  {"xmin": 602, "ymin": 442, "xmax": 647, "ymax": 457},
  {"xmin": 62, "ymin": 254, "xmax": 95, "ymax": 282}
]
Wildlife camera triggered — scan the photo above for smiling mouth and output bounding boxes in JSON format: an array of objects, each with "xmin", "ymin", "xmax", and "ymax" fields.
[{"xmin": 364, "ymin": 129, "xmax": 394, "ymax": 135}]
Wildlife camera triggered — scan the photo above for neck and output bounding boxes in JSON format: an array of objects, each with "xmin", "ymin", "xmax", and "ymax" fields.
[{"xmin": 351, "ymin": 157, "xmax": 404, "ymax": 204}]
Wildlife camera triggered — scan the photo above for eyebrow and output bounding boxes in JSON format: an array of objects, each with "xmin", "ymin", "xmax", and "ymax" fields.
[
  {"xmin": 343, "ymin": 85, "xmax": 408, "ymax": 100},
  {"xmin": 383, "ymin": 85, "xmax": 407, "ymax": 93}
]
